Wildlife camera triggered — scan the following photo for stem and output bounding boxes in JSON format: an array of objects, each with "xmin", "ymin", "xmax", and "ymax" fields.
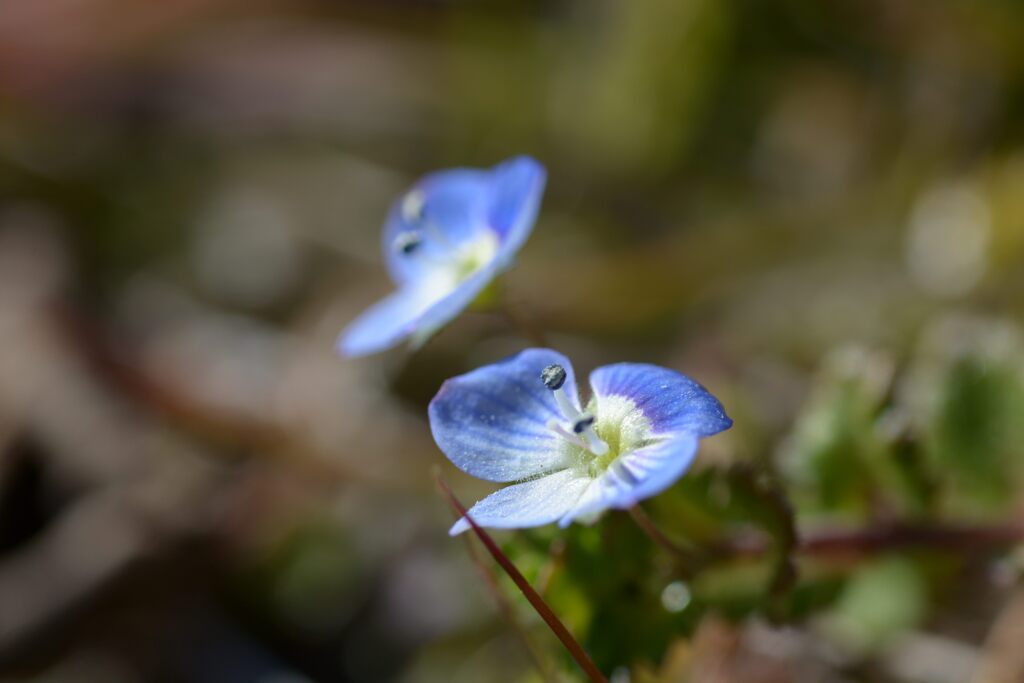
[
  {"xmin": 435, "ymin": 471, "xmax": 608, "ymax": 683},
  {"xmin": 725, "ymin": 521, "xmax": 1024, "ymax": 559}
]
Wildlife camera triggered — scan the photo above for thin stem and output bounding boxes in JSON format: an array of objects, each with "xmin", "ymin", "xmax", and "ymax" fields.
[
  {"xmin": 724, "ymin": 521, "xmax": 1024, "ymax": 559},
  {"xmin": 436, "ymin": 471, "xmax": 608, "ymax": 683}
]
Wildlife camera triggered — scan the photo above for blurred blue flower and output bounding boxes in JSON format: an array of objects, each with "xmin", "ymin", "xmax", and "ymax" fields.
[
  {"xmin": 338, "ymin": 156, "xmax": 546, "ymax": 357},
  {"xmin": 429, "ymin": 348, "xmax": 732, "ymax": 534}
]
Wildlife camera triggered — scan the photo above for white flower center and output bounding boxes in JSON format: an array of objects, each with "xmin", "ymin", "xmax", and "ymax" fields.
[{"xmin": 540, "ymin": 364, "xmax": 655, "ymax": 478}]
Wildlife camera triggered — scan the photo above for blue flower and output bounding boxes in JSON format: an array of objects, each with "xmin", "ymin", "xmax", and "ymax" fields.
[
  {"xmin": 429, "ymin": 348, "xmax": 732, "ymax": 534},
  {"xmin": 338, "ymin": 156, "xmax": 547, "ymax": 357}
]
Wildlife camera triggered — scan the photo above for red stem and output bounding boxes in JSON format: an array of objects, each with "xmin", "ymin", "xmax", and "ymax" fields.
[
  {"xmin": 435, "ymin": 472, "xmax": 608, "ymax": 683},
  {"xmin": 726, "ymin": 521, "xmax": 1024, "ymax": 559}
]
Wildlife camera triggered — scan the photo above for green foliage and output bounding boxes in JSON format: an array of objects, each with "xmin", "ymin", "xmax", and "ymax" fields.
[
  {"xmin": 824, "ymin": 556, "xmax": 927, "ymax": 654},
  {"xmin": 907, "ymin": 318, "xmax": 1024, "ymax": 513},
  {"xmin": 781, "ymin": 347, "xmax": 895, "ymax": 518}
]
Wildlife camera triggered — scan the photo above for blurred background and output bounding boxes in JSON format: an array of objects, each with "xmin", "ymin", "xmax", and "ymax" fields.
[{"xmin": 2, "ymin": 1, "xmax": 1024, "ymax": 681}]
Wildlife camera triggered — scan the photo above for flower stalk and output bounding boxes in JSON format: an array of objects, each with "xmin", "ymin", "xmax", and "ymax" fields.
[{"xmin": 435, "ymin": 471, "xmax": 608, "ymax": 683}]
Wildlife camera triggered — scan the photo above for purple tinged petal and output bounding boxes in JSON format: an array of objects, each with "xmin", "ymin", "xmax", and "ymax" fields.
[
  {"xmin": 429, "ymin": 348, "xmax": 580, "ymax": 482},
  {"xmin": 559, "ymin": 433, "xmax": 699, "ymax": 526},
  {"xmin": 449, "ymin": 469, "xmax": 592, "ymax": 535},
  {"xmin": 589, "ymin": 363, "xmax": 732, "ymax": 437}
]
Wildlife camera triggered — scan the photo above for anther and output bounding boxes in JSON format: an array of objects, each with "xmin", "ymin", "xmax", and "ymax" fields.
[
  {"xmin": 541, "ymin": 364, "xmax": 567, "ymax": 390},
  {"xmin": 572, "ymin": 415, "xmax": 595, "ymax": 434},
  {"xmin": 401, "ymin": 189, "xmax": 426, "ymax": 224},
  {"xmin": 541, "ymin": 365, "xmax": 580, "ymax": 423},
  {"xmin": 392, "ymin": 231, "xmax": 423, "ymax": 255},
  {"xmin": 541, "ymin": 366, "xmax": 611, "ymax": 457}
]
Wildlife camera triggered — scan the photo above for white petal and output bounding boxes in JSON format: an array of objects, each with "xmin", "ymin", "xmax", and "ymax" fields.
[{"xmin": 449, "ymin": 469, "xmax": 592, "ymax": 535}]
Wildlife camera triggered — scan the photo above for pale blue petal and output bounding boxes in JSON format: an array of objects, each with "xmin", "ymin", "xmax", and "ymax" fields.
[
  {"xmin": 589, "ymin": 363, "xmax": 732, "ymax": 437},
  {"xmin": 383, "ymin": 156, "xmax": 546, "ymax": 286},
  {"xmin": 337, "ymin": 257, "xmax": 501, "ymax": 357},
  {"xmin": 404, "ymin": 259, "xmax": 502, "ymax": 350},
  {"xmin": 337, "ymin": 287, "xmax": 438, "ymax": 357},
  {"xmin": 449, "ymin": 469, "xmax": 592, "ymax": 535},
  {"xmin": 559, "ymin": 433, "xmax": 699, "ymax": 526},
  {"xmin": 486, "ymin": 155, "xmax": 546, "ymax": 265},
  {"xmin": 429, "ymin": 348, "xmax": 581, "ymax": 482},
  {"xmin": 383, "ymin": 170, "xmax": 490, "ymax": 286}
]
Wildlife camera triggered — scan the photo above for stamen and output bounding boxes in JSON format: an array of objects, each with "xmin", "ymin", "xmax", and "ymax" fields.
[
  {"xmin": 541, "ymin": 364, "xmax": 582, "ymax": 422},
  {"xmin": 572, "ymin": 415, "xmax": 595, "ymax": 434},
  {"xmin": 540, "ymin": 365, "xmax": 610, "ymax": 456},
  {"xmin": 577, "ymin": 423, "xmax": 606, "ymax": 456},
  {"xmin": 401, "ymin": 189, "xmax": 456, "ymax": 250},
  {"xmin": 546, "ymin": 419, "xmax": 588, "ymax": 450},
  {"xmin": 541, "ymin": 364, "xmax": 566, "ymax": 390},
  {"xmin": 401, "ymin": 189, "xmax": 426, "ymax": 224},
  {"xmin": 392, "ymin": 230, "xmax": 423, "ymax": 255}
]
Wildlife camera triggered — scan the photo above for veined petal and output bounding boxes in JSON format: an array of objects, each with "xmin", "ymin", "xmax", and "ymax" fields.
[
  {"xmin": 450, "ymin": 469, "xmax": 592, "ymax": 535},
  {"xmin": 338, "ymin": 285, "xmax": 446, "ymax": 357},
  {"xmin": 589, "ymin": 363, "xmax": 732, "ymax": 437},
  {"xmin": 429, "ymin": 348, "xmax": 581, "ymax": 482},
  {"xmin": 559, "ymin": 433, "xmax": 699, "ymax": 526}
]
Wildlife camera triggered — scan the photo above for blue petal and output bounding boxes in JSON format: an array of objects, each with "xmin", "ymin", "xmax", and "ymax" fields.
[
  {"xmin": 486, "ymin": 155, "xmax": 546, "ymax": 264},
  {"xmin": 338, "ymin": 257, "xmax": 502, "ymax": 357},
  {"xmin": 383, "ymin": 156, "xmax": 546, "ymax": 286},
  {"xmin": 429, "ymin": 348, "xmax": 581, "ymax": 482},
  {"xmin": 589, "ymin": 363, "xmax": 732, "ymax": 437},
  {"xmin": 404, "ymin": 259, "xmax": 502, "ymax": 350},
  {"xmin": 450, "ymin": 469, "xmax": 592, "ymax": 535},
  {"xmin": 559, "ymin": 433, "xmax": 699, "ymax": 526},
  {"xmin": 338, "ymin": 287, "xmax": 438, "ymax": 357},
  {"xmin": 383, "ymin": 169, "xmax": 490, "ymax": 286}
]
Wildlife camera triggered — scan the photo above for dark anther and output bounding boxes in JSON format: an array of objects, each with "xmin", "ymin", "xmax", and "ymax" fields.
[
  {"xmin": 393, "ymin": 231, "xmax": 423, "ymax": 255},
  {"xmin": 573, "ymin": 415, "xmax": 595, "ymax": 434},
  {"xmin": 541, "ymin": 364, "xmax": 566, "ymax": 390}
]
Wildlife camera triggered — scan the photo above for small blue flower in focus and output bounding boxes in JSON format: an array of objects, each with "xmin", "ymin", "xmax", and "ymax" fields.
[
  {"xmin": 338, "ymin": 156, "xmax": 546, "ymax": 357},
  {"xmin": 429, "ymin": 348, "xmax": 732, "ymax": 534}
]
